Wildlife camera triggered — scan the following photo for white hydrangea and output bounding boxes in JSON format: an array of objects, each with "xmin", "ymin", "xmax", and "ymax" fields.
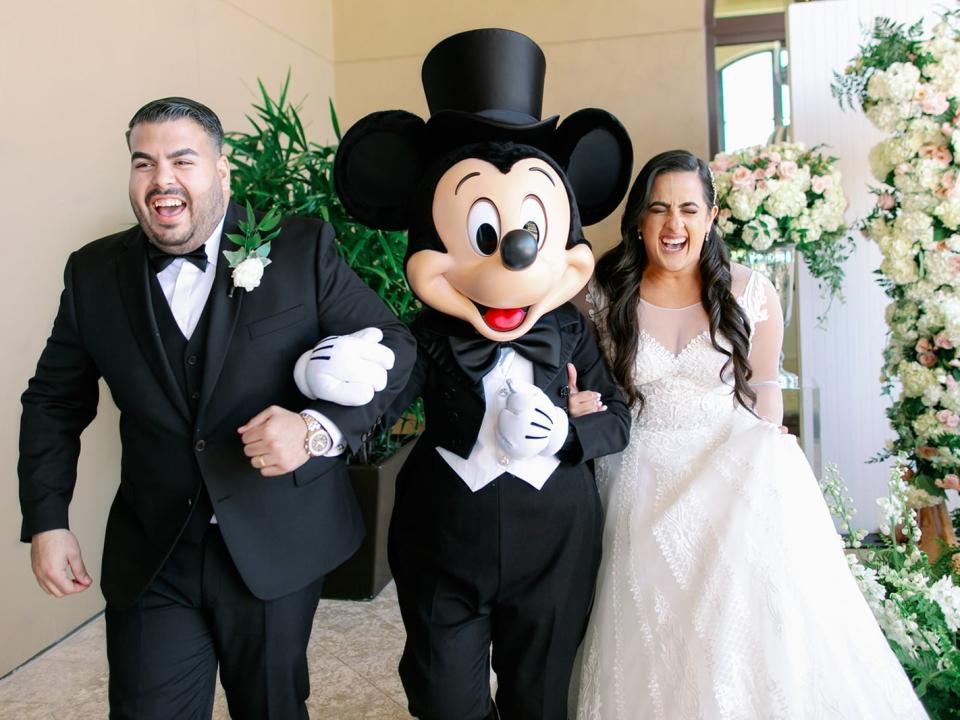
[
  {"xmin": 894, "ymin": 211, "xmax": 934, "ymax": 246},
  {"xmin": 810, "ymin": 199, "xmax": 844, "ymax": 233},
  {"xmin": 901, "ymin": 192, "xmax": 939, "ymax": 213},
  {"xmin": 869, "ymin": 142, "xmax": 894, "ymax": 182},
  {"xmin": 899, "ymin": 361, "xmax": 938, "ymax": 398},
  {"xmin": 726, "ymin": 188, "xmax": 761, "ymax": 222},
  {"xmin": 941, "ymin": 293, "xmax": 960, "ymax": 344},
  {"xmin": 924, "ymin": 249, "xmax": 960, "ymax": 286},
  {"xmin": 934, "ymin": 198, "xmax": 960, "ymax": 230},
  {"xmin": 741, "ymin": 214, "xmax": 780, "ymax": 251},
  {"xmin": 886, "ymin": 62, "xmax": 923, "ymax": 102},
  {"xmin": 925, "ymin": 50, "xmax": 960, "ymax": 97},
  {"xmin": 788, "ymin": 210, "xmax": 822, "ymax": 244},
  {"xmin": 763, "ymin": 180, "xmax": 807, "ymax": 219}
]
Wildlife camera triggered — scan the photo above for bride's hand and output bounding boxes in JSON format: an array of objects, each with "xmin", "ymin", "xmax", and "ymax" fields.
[{"xmin": 566, "ymin": 363, "xmax": 606, "ymax": 418}]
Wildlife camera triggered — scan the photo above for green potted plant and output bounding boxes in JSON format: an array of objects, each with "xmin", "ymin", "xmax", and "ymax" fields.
[{"xmin": 226, "ymin": 74, "xmax": 421, "ymax": 598}]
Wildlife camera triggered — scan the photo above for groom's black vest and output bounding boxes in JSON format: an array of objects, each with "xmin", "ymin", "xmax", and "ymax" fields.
[{"xmin": 148, "ymin": 271, "xmax": 214, "ymax": 544}]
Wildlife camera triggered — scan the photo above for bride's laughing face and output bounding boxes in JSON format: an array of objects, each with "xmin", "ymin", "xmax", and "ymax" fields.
[{"xmin": 639, "ymin": 171, "xmax": 718, "ymax": 274}]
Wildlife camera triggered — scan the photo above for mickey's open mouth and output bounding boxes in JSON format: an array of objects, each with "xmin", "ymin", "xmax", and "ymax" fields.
[{"xmin": 474, "ymin": 302, "xmax": 529, "ymax": 331}]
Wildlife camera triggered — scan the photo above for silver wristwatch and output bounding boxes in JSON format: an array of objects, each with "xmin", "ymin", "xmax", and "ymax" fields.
[{"xmin": 300, "ymin": 412, "xmax": 332, "ymax": 457}]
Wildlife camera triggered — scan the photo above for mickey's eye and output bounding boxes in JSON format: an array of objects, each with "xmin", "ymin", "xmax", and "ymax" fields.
[
  {"xmin": 520, "ymin": 195, "xmax": 546, "ymax": 247},
  {"xmin": 467, "ymin": 199, "xmax": 500, "ymax": 256}
]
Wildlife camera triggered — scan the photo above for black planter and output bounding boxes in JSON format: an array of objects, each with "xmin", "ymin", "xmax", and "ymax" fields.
[{"xmin": 320, "ymin": 439, "xmax": 416, "ymax": 600}]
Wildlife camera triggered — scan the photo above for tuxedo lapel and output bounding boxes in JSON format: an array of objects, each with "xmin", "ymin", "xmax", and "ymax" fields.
[
  {"xmin": 197, "ymin": 205, "xmax": 244, "ymax": 418},
  {"xmin": 116, "ymin": 231, "xmax": 192, "ymax": 423}
]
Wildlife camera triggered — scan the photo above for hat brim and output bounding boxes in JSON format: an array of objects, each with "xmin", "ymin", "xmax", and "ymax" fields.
[{"xmin": 424, "ymin": 110, "xmax": 559, "ymax": 155}]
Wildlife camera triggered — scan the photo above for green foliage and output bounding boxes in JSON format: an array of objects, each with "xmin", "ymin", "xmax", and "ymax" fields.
[{"xmin": 225, "ymin": 73, "xmax": 421, "ymax": 464}]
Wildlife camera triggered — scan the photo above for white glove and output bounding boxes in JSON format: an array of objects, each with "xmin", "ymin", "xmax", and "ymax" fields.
[
  {"xmin": 496, "ymin": 381, "xmax": 569, "ymax": 459},
  {"xmin": 294, "ymin": 327, "xmax": 395, "ymax": 406}
]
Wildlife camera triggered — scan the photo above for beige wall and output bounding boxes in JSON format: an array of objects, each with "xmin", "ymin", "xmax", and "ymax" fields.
[
  {"xmin": 332, "ymin": 0, "xmax": 710, "ymax": 255},
  {"xmin": 3, "ymin": 0, "xmax": 710, "ymax": 676},
  {"xmin": 0, "ymin": 0, "xmax": 336, "ymax": 677}
]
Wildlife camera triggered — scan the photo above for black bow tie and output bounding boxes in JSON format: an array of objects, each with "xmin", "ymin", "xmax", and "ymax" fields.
[
  {"xmin": 147, "ymin": 243, "xmax": 209, "ymax": 273},
  {"xmin": 448, "ymin": 320, "xmax": 562, "ymax": 383}
]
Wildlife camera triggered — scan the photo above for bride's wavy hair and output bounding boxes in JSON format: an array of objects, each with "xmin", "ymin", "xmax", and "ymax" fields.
[{"xmin": 594, "ymin": 149, "xmax": 756, "ymax": 413}]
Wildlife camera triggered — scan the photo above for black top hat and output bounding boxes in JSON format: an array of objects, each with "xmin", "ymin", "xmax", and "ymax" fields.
[
  {"xmin": 333, "ymin": 28, "xmax": 632, "ymax": 231},
  {"xmin": 421, "ymin": 28, "xmax": 558, "ymax": 150}
]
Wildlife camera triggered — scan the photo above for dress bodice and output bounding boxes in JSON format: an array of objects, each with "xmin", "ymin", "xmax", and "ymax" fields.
[{"xmin": 588, "ymin": 267, "xmax": 780, "ymax": 431}]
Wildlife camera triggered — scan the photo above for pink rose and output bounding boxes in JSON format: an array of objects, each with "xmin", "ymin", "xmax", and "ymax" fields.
[
  {"xmin": 753, "ymin": 167, "xmax": 767, "ymax": 180},
  {"xmin": 877, "ymin": 193, "xmax": 896, "ymax": 210},
  {"xmin": 920, "ymin": 144, "xmax": 938, "ymax": 159},
  {"xmin": 917, "ymin": 337, "xmax": 934, "ymax": 353},
  {"xmin": 942, "ymin": 122, "xmax": 954, "ymax": 136},
  {"xmin": 778, "ymin": 160, "xmax": 798, "ymax": 180},
  {"xmin": 764, "ymin": 163, "xmax": 778, "ymax": 178},
  {"xmin": 756, "ymin": 179, "xmax": 768, "ymax": 191},
  {"xmin": 895, "ymin": 163, "xmax": 911, "ymax": 175},
  {"xmin": 934, "ymin": 146, "xmax": 953, "ymax": 164},
  {"xmin": 811, "ymin": 175, "xmax": 834, "ymax": 194},
  {"xmin": 935, "ymin": 332, "xmax": 954, "ymax": 350},
  {"xmin": 923, "ymin": 90, "xmax": 950, "ymax": 116},
  {"xmin": 938, "ymin": 409, "xmax": 960, "ymax": 428},
  {"xmin": 919, "ymin": 351, "xmax": 938, "ymax": 367},
  {"xmin": 936, "ymin": 474, "xmax": 960, "ymax": 491},
  {"xmin": 915, "ymin": 85, "xmax": 931, "ymax": 102},
  {"xmin": 718, "ymin": 208, "xmax": 732, "ymax": 221},
  {"xmin": 710, "ymin": 153, "xmax": 735, "ymax": 172},
  {"xmin": 731, "ymin": 166, "xmax": 755, "ymax": 191}
]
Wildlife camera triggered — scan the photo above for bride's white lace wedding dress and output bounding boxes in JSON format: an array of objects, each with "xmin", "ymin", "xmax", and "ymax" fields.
[{"xmin": 576, "ymin": 267, "xmax": 927, "ymax": 720}]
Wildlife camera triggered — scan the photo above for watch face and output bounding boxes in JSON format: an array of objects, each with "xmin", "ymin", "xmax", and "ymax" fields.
[{"xmin": 308, "ymin": 430, "xmax": 330, "ymax": 456}]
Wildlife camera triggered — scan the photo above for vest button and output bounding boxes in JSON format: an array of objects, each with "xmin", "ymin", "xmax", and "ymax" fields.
[
  {"xmin": 191, "ymin": 391, "xmax": 200, "ymax": 401},
  {"xmin": 187, "ymin": 355, "xmax": 198, "ymax": 366},
  {"xmin": 195, "ymin": 439, "xmax": 206, "ymax": 452}
]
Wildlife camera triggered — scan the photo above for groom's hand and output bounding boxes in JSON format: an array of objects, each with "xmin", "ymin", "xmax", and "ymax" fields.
[
  {"xmin": 238, "ymin": 406, "xmax": 310, "ymax": 477},
  {"xmin": 31, "ymin": 529, "xmax": 92, "ymax": 597}
]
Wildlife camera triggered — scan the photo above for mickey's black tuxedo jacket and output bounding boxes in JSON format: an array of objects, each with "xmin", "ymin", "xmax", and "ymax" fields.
[
  {"xmin": 18, "ymin": 203, "xmax": 415, "ymax": 609},
  {"xmin": 389, "ymin": 303, "xmax": 630, "ymax": 470}
]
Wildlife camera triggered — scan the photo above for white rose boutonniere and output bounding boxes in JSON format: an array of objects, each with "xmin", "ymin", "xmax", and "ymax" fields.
[{"xmin": 223, "ymin": 202, "xmax": 282, "ymax": 296}]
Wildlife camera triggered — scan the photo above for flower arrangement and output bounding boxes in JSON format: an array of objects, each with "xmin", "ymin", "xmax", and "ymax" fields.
[
  {"xmin": 821, "ymin": 463, "xmax": 960, "ymax": 718},
  {"xmin": 709, "ymin": 141, "xmax": 853, "ymax": 301},
  {"xmin": 833, "ymin": 11, "xmax": 960, "ymax": 504}
]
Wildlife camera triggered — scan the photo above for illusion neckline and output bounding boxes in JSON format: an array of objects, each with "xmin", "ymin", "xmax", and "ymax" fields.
[{"xmin": 639, "ymin": 297, "xmax": 701, "ymax": 311}]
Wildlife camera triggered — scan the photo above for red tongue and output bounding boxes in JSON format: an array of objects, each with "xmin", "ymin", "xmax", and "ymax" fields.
[{"xmin": 484, "ymin": 307, "xmax": 526, "ymax": 331}]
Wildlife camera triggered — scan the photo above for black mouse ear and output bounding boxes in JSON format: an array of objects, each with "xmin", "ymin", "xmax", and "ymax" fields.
[
  {"xmin": 553, "ymin": 109, "xmax": 633, "ymax": 226},
  {"xmin": 334, "ymin": 110, "xmax": 428, "ymax": 230}
]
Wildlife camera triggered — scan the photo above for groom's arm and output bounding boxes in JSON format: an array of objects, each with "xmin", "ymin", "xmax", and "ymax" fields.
[{"xmin": 301, "ymin": 221, "xmax": 416, "ymax": 452}]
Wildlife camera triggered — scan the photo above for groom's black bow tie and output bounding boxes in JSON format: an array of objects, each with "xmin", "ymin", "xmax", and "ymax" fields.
[
  {"xmin": 448, "ymin": 321, "xmax": 561, "ymax": 383},
  {"xmin": 147, "ymin": 243, "xmax": 209, "ymax": 273}
]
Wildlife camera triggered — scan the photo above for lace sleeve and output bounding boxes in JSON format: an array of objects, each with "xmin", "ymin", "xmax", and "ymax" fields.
[{"xmin": 743, "ymin": 272, "xmax": 784, "ymax": 424}]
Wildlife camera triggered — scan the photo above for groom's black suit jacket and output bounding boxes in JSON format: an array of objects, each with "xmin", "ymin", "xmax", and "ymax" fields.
[{"xmin": 18, "ymin": 203, "xmax": 415, "ymax": 609}]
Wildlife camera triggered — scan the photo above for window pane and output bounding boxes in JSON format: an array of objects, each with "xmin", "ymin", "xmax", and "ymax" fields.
[{"xmin": 721, "ymin": 51, "xmax": 775, "ymax": 151}]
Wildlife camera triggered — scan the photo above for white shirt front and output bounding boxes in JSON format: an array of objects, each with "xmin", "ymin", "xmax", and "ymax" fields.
[{"xmin": 436, "ymin": 348, "xmax": 561, "ymax": 493}]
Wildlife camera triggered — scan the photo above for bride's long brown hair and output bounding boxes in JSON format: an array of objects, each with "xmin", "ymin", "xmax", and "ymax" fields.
[{"xmin": 593, "ymin": 149, "xmax": 756, "ymax": 413}]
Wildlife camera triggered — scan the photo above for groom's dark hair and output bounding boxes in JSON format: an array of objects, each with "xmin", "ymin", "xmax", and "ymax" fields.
[{"xmin": 126, "ymin": 97, "xmax": 224, "ymax": 152}]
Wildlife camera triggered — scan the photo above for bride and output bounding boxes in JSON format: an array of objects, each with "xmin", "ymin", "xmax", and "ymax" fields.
[{"xmin": 572, "ymin": 150, "xmax": 927, "ymax": 719}]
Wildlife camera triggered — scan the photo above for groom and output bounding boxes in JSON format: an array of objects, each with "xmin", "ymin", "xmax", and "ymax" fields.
[{"xmin": 18, "ymin": 97, "xmax": 415, "ymax": 719}]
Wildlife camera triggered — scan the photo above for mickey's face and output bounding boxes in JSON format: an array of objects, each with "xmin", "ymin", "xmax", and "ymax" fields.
[{"xmin": 406, "ymin": 156, "xmax": 594, "ymax": 341}]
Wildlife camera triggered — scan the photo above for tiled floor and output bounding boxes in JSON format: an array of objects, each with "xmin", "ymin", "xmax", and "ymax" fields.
[{"xmin": 0, "ymin": 582, "xmax": 412, "ymax": 719}]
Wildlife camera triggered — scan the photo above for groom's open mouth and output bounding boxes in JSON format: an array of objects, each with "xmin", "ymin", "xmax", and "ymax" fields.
[
  {"xmin": 474, "ymin": 302, "xmax": 530, "ymax": 332},
  {"xmin": 149, "ymin": 195, "xmax": 188, "ymax": 223}
]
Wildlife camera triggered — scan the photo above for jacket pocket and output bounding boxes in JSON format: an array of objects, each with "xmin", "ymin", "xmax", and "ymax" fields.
[
  {"xmin": 293, "ymin": 455, "xmax": 338, "ymax": 486},
  {"xmin": 246, "ymin": 304, "xmax": 305, "ymax": 339}
]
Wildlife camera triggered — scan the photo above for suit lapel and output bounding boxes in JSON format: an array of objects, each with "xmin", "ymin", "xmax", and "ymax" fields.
[
  {"xmin": 116, "ymin": 230, "xmax": 192, "ymax": 423},
  {"xmin": 197, "ymin": 205, "xmax": 244, "ymax": 418}
]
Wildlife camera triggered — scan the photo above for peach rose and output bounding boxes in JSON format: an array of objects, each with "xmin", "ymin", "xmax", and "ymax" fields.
[
  {"xmin": 777, "ymin": 160, "xmax": 798, "ymax": 180},
  {"xmin": 877, "ymin": 193, "xmax": 896, "ymax": 210},
  {"xmin": 918, "ymin": 351, "xmax": 939, "ymax": 367},
  {"xmin": 935, "ymin": 332, "xmax": 954, "ymax": 350},
  {"xmin": 811, "ymin": 175, "xmax": 834, "ymax": 194},
  {"xmin": 923, "ymin": 90, "xmax": 950, "ymax": 116},
  {"xmin": 918, "ymin": 445, "xmax": 938, "ymax": 459},
  {"xmin": 936, "ymin": 474, "xmax": 960, "ymax": 491},
  {"xmin": 731, "ymin": 166, "xmax": 755, "ymax": 190}
]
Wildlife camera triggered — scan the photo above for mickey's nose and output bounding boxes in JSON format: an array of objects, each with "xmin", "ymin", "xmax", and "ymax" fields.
[{"xmin": 500, "ymin": 229, "xmax": 538, "ymax": 270}]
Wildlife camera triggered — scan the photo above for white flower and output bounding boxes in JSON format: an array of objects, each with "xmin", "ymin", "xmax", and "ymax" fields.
[
  {"xmin": 928, "ymin": 576, "xmax": 960, "ymax": 633},
  {"xmin": 763, "ymin": 180, "xmax": 806, "ymax": 219},
  {"xmin": 869, "ymin": 142, "xmax": 895, "ymax": 182},
  {"xmin": 727, "ymin": 188, "xmax": 761, "ymax": 221},
  {"xmin": 886, "ymin": 62, "xmax": 923, "ymax": 102},
  {"xmin": 935, "ymin": 198, "xmax": 960, "ymax": 230},
  {"xmin": 231, "ymin": 257, "xmax": 265, "ymax": 291},
  {"xmin": 741, "ymin": 214, "xmax": 780, "ymax": 251}
]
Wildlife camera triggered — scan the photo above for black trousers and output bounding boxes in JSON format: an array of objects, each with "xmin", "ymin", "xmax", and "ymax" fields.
[
  {"xmin": 105, "ymin": 524, "xmax": 323, "ymax": 720},
  {"xmin": 390, "ymin": 469, "xmax": 603, "ymax": 720}
]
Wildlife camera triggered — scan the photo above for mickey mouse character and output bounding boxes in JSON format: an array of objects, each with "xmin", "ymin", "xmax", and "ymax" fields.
[{"xmin": 298, "ymin": 29, "xmax": 631, "ymax": 720}]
